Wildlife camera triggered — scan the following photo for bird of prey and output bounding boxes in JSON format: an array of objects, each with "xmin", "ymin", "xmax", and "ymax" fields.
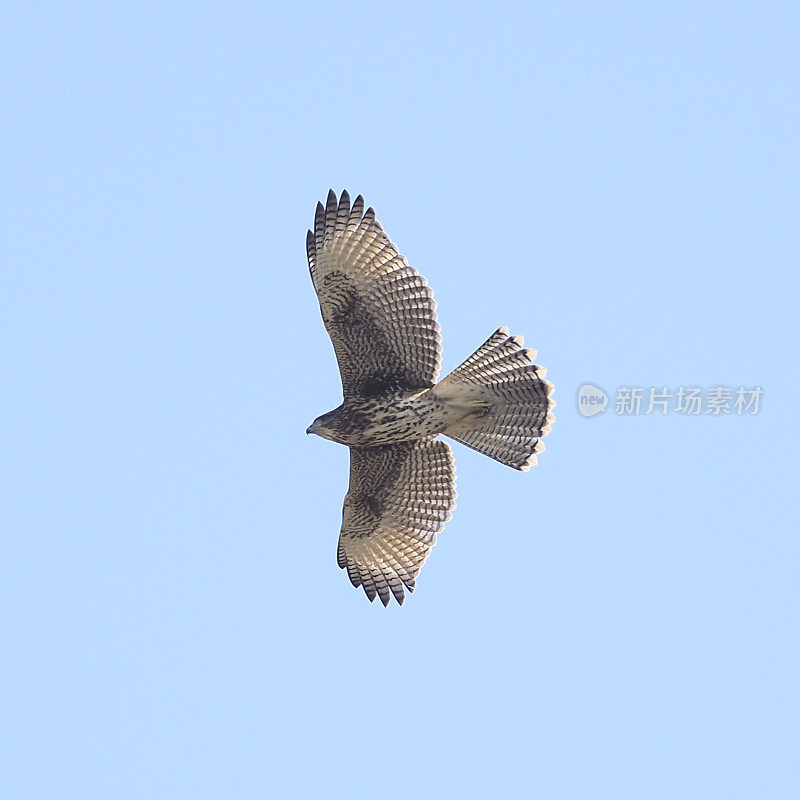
[{"xmin": 306, "ymin": 190, "xmax": 554, "ymax": 605}]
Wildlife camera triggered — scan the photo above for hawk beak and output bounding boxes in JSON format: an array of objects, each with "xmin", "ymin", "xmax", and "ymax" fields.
[{"xmin": 306, "ymin": 425, "xmax": 313, "ymax": 435}]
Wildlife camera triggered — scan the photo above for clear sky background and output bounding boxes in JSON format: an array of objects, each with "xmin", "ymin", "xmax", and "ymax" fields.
[{"xmin": 3, "ymin": 2, "xmax": 799, "ymax": 798}]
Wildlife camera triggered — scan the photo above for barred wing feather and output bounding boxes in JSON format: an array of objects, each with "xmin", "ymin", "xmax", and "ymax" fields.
[
  {"xmin": 306, "ymin": 190, "xmax": 442, "ymax": 398},
  {"xmin": 338, "ymin": 440, "xmax": 457, "ymax": 605}
]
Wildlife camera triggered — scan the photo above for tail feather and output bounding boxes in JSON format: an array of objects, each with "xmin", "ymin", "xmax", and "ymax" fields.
[
  {"xmin": 435, "ymin": 328, "xmax": 555, "ymax": 471},
  {"xmin": 445, "ymin": 327, "xmax": 525, "ymax": 380},
  {"xmin": 450, "ymin": 430, "xmax": 546, "ymax": 471}
]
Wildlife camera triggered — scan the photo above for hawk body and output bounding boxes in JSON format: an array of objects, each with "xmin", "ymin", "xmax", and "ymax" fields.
[
  {"xmin": 307, "ymin": 190, "xmax": 554, "ymax": 605},
  {"xmin": 308, "ymin": 389, "xmax": 478, "ymax": 447}
]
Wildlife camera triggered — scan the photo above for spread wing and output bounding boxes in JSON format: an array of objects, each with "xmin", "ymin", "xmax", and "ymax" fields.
[
  {"xmin": 338, "ymin": 440, "xmax": 457, "ymax": 605},
  {"xmin": 307, "ymin": 190, "xmax": 442, "ymax": 399}
]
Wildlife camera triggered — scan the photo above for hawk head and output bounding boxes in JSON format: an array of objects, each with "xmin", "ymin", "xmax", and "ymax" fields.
[{"xmin": 306, "ymin": 408, "xmax": 344, "ymax": 441}]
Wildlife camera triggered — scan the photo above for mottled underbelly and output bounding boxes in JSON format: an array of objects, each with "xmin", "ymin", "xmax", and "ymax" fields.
[{"xmin": 335, "ymin": 391, "xmax": 449, "ymax": 446}]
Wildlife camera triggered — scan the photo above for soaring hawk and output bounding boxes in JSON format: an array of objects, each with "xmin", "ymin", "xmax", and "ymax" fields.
[{"xmin": 307, "ymin": 191, "xmax": 554, "ymax": 605}]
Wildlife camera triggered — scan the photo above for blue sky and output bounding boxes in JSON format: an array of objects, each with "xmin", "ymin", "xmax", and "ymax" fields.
[{"xmin": 3, "ymin": 2, "xmax": 799, "ymax": 798}]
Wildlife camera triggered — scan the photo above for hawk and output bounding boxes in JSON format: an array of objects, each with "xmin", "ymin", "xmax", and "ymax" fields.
[{"xmin": 306, "ymin": 190, "xmax": 554, "ymax": 605}]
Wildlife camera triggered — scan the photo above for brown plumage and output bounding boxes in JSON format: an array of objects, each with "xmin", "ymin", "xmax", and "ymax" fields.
[{"xmin": 307, "ymin": 190, "xmax": 554, "ymax": 605}]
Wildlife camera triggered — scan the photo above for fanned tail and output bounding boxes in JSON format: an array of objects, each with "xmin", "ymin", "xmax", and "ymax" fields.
[{"xmin": 434, "ymin": 328, "xmax": 555, "ymax": 470}]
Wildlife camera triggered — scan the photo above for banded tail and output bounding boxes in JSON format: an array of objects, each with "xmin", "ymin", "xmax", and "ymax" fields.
[{"xmin": 434, "ymin": 328, "xmax": 555, "ymax": 470}]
